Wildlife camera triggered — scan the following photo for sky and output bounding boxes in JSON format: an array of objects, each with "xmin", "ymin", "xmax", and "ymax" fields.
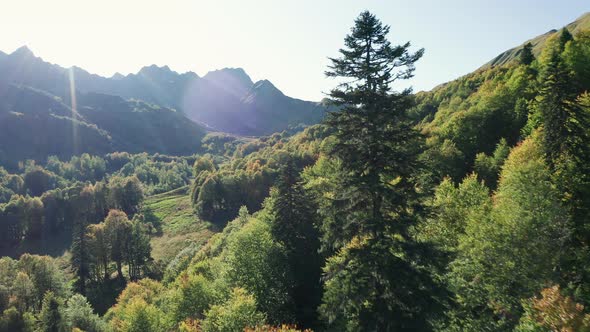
[{"xmin": 0, "ymin": 0, "xmax": 588, "ymax": 101}]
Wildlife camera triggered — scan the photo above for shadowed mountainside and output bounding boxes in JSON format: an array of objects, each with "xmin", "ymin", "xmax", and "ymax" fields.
[
  {"xmin": 0, "ymin": 84, "xmax": 205, "ymax": 169},
  {"xmin": 0, "ymin": 49, "xmax": 326, "ymax": 135}
]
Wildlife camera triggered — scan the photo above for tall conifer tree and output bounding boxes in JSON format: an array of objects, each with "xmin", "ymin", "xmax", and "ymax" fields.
[
  {"xmin": 70, "ymin": 186, "xmax": 94, "ymax": 295},
  {"xmin": 319, "ymin": 11, "xmax": 444, "ymax": 330},
  {"xmin": 538, "ymin": 29, "xmax": 590, "ymax": 303},
  {"xmin": 538, "ymin": 29, "xmax": 587, "ymax": 167},
  {"xmin": 520, "ymin": 42, "xmax": 535, "ymax": 65},
  {"xmin": 271, "ymin": 159, "xmax": 322, "ymax": 329}
]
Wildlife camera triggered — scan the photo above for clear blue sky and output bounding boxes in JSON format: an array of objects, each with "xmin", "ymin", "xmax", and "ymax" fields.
[{"xmin": 0, "ymin": 0, "xmax": 588, "ymax": 100}]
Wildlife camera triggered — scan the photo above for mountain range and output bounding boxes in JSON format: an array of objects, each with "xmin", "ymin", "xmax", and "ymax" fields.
[{"xmin": 0, "ymin": 48, "xmax": 326, "ymax": 136}]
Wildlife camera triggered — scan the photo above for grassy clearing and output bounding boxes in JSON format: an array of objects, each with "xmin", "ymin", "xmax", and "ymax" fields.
[{"xmin": 143, "ymin": 186, "xmax": 216, "ymax": 263}]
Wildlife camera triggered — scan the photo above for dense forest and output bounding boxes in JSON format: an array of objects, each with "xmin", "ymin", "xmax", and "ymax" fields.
[{"xmin": 1, "ymin": 10, "xmax": 590, "ymax": 332}]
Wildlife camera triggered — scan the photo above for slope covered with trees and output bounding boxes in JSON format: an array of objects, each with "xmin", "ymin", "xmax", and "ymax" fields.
[
  {"xmin": 0, "ymin": 85, "xmax": 206, "ymax": 169},
  {"xmin": 483, "ymin": 12, "xmax": 590, "ymax": 68}
]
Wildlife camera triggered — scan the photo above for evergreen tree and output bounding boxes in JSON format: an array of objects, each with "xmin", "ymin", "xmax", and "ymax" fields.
[
  {"xmin": 271, "ymin": 159, "xmax": 322, "ymax": 329},
  {"xmin": 71, "ymin": 219, "xmax": 90, "ymax": 295},
  {"xmin": 537, "ymin": 30, "xmax": 590, "ymax": 242},
  {"xmin": 473, "ymin": 138, "xmax": 510, "ymax": 189},
  {"xmin": 538, "ymin": 37, "xmax": 588, "ymax": 167},
  {"xmin": 324, "ymin": 10, "xmax": 424, "ymax": 246},
  {"xmin": 558, "ymin": 27, "xmax": 574, "ymax": 50},
  {"xmin": 520, "ymin": 42, "xmax": 535, "ymax": 65},
  {"xmin": 38, "ymin": 291, "xmax": 62, "ymax": 332},
  {"xmin": 320, "ymin": 11, "xmax": 444, "ymax": 330},
  {"xmin": 70, "ymin": 186, "xmax": 94, "ymax": 295},
  {"xmin": 539, "ymin": 33, "xmax": 590, "ymax": 304}
]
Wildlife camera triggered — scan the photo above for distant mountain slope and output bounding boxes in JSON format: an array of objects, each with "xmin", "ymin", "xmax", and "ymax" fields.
[
  {"xmin": 412, "ymin": 11, "xmax": 590, "ymax": 182},
  {"xmin": 0, "ymin": 49, "xmax": 326, "ymax": 135},
  {"xmin": 0, "ymin": 84, "xmax": 205, "ymax": 169},
  {"xmin": 76, "ymin": 93, "xmax": 206, "ymax": 155},
  {"xmin": 483, "ymin": 12, "xmax": 590, "ymax": 68},
  {"xmin": 0, "ymin": 84, "xmax": 111, "ymax": 167}
]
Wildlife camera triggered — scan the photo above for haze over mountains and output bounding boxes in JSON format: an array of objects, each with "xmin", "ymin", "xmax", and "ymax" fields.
[{"xmin": 0, "ymin": 47, "xmax": 326, "ymax": 136}]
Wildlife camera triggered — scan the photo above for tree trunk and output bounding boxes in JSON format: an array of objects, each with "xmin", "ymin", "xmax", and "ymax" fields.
[{"xmin": 116, "ymin": 260, "xmax": 123, "ymax": 279}]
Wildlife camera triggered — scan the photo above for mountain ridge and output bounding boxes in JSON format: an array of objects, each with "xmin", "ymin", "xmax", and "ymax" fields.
[
  {"xmin": 0, "ymin": 83, "xmax": 206, "ymax": 169},
  {"xmin": 0, "ymin": 46, "xmax": 326, "ymax": 135},
  {"xmin": 482, "ymin": 12, "xmax": 590, "ymax": 68}
]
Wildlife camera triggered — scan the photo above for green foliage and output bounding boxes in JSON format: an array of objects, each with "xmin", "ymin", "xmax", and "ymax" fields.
[
  {"xmin": 106, "ymin": 279, "xmax": 167, "ymax": 331},
  {"xmin": 321, "ymin": 235, "xmax": 446, "ymax": 331},
  {"xmin": 193, "ymin": 155, "xmax": 216, "ymax": 178},
  {"xmin": 301, "ymin": 155, "xmax": 346, "ymax": 252},
  {"xmin": 223, "ymin": 215, "xmax": 291, "ymax": 323},
  {"xmin": 107, "ymin": 176, "xmax": 143, "ymax": 217},
  {"xmin": 0, "ymin": 307, "xmax": 34, "ymax": 332},
  {"xmin": 563, "ymin": 30, "xmax": 590, "ymax": 92},
  {"xmin": 519, "ymin": 42, "xmax": 535, "ymax": 65},
  {"xmin": 38, "ymin": 291, "xmax": 62, "ymax": 332},
  {"xmin": 0, "ymin": 169, "xmax": 23, "ymax": 203},
  {"xmin": 532, "ymin": 29, "xmax": 590, "ymax": 304},
  {"xmin": 473, "ymin": 138, "xmax": 510, "ymax": 189},
  {"xmin": 191, "ymin": 125, "xmax": 326, "ymax": 224},
  {"xmin": 13, "ymin": 272, "xmax": 35, "ymax": 312},
  {"xmin": 136, "ymin": 198, "xmax": 295, "ymax": 329},
  {"xmin": 416, "ymin": 59, "xmax": 539, "ymax": 182},
  {"xmin": 202, "ymin": 288, "xmax": 266, "ymax": 332},
  {"xmin": 125, "ymin": 218, "xmax": 152, "ymax": 281},
  {"xmin": 270, "ymin": 160, "xmax": 322, "ymax": 328},
  {"xmin": 417, "ymin": 173, "xmax": 490, "ymax": 252},
  {"xmin": 88, "ymin": 209, "xmax": 152, "ymax": 281},
  {"xmin": 18, "ymin": 254, "xmax": 70, "ymax": 309},
  {"xmin": 446, "ymin": 136, "xmax": 569, "ymax": 329},
  {"xmin": 201, "ymin": 133, "xmax": 239, "ymax": 156},
  {"xmin": 537, "ymin": 29, "xmax": 588, "ymax": 167},
  {"xmin": 0, "ymin": 169, "xmax": 146, "ymax": 256},
  {"xmin": 23, "ymin": 166, "xmax": 58, "ymax": 197},
  {"xmin": 62, "ymin": 294, "xmax": 107, "ymax": 332},
  {"xmin": 420, "ymin": 139, "xmax": 466, "ymax": 183},
  {"xmin": 47, "ymin": 154, "xmax": 107, "ymax": 183},
  {"xmin": 163, "ymin": 243, "xmax": 202, "ymax": 283},
  {"xmin": 170, "ymin": 273, "xmax": 216, "ymax": 323},
  {"xmin": 118, "ymin": 298, "xmax": 164, "ymax": 332},
  {"xmin": 0, "ymin": 195, "xmax": 45, "ymax": 246},
  {"xmin": 0, "ymin": 254, "xmax": 71, "ymax": 330},
  {"xmin": 114, "ymin": 153, "xmax": 194, "ymax": 195},
  {"xmin": 319, "ymin": 11, "xmax": 444, "ymax": 330}
]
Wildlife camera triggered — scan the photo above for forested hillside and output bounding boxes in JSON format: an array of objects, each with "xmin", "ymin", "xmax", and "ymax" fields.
[
  {"xmin": 0, "ymin": 84, "xmax": 206, "ymax": 169},
  {"xmin": 483, "ymin": 12, "xmax": 590, "ymax": 68},
  {"xmin": 1, "ymin": 9, "xmax": 589, "ymax": 332}
]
